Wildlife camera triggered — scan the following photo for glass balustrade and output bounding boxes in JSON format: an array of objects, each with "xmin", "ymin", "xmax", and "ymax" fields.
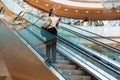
[{"xmin": 60, "ymin": 23, "xmax": 120, "ymax": 49}]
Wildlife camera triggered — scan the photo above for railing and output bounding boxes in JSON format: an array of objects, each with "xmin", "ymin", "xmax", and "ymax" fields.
[
  {"xmin": 59, "ymin": 26, "xmax": 120, "ymax": 63},
  {"xmin": 61, "ymin": 23, "xmax": 120, "ymax": 43},
  {"xmin": 59, "ymin": 23, "xmax": 120, "ymax": 51}
]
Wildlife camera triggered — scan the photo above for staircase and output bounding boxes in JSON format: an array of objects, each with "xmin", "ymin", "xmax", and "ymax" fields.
[{"xmin": 53, "ymin": 53, "xmax": 91, "ymax": 80}]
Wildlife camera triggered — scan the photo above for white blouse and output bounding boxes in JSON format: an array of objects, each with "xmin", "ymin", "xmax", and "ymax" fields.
[{"xmin": 45, "ymin": 16, "xmax": 60, "ymax": 29}]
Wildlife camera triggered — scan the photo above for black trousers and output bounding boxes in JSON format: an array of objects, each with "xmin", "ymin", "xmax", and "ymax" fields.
[{"xmin": 45, "ymin": 27, "xmax": 57, "ymax": 63}]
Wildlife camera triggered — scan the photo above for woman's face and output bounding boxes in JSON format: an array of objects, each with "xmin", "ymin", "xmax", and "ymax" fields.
[{"xmin": 51, "ymin": 8, "xmax": 56, "ymax": 16}]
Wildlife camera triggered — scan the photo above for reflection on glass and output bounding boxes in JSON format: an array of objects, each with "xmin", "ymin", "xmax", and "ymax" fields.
[{"xmin": 58, "ymin": 27, "xmax": 120, "ymax": 63}]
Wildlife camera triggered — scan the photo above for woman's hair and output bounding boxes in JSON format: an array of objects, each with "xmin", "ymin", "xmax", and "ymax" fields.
[
  {"xmin": 0, "ymin": 7, "xmax": 4, "ymax": 12},
  {"xmin": 48, "ymin": 8, "xmax": 56, "ymax": 16}
]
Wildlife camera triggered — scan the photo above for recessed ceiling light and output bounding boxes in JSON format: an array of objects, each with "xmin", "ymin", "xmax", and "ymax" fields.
[
  {"xmin": 96, "ymin": 11, "xmax": 100, "ymax": 13},
  {"xmin": 85, "ymin": 11, "xmax": 89, "ymax": 13},
  {"xmin": 65, "ymin": 9, "xmax": 68, "ymax": 11},
  {"xmin": 116, "ymin": 10, "xmax": 120, "ymax": 12},
  {"xmin": 75, "ymin": 10, "xmax": 78, "ymax": 12},
  {"xmin": 36, "ymin": 0, "xmax": 38, "ymax": 2},
  {"xmin": 45, "ymin": 4, "xmax": 49, "ymax": 6}
]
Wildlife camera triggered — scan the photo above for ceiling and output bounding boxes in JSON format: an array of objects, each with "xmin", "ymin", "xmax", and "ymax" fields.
[{"xmin": 24, "ymin": 0, "xmax": 120, "ymax": 21}]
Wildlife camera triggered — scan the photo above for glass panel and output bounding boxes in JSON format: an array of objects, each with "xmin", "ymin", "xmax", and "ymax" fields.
[
  {"xmin": 22, "ymin": 13, "xmax": 39, "ymax": 23},
  {"xmin": 61, "ymin": 23, "xmax": 120, "ymax": 50},
  {"xmin": 58, "ymin": 28, "xmax": 120, "ymax": 63},
  {"xmin": 35, "ymin": 19, "xmax": 45, "ymax": 27}
]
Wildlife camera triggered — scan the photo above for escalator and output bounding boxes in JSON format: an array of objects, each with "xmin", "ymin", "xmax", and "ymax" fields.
[{"xmin": 10, "ymin": 12, "xmax": 120, "ymax": 80}]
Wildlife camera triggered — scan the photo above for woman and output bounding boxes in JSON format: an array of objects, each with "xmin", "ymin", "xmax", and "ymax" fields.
[{"xmin": 43, "ymin": 8, "xmax": 61, "ymax": 63}]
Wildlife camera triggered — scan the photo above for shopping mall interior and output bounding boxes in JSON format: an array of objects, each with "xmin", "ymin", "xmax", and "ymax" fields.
[{"xmin": 0, "ymin": 0, "xmax": 120, "ymax": 80}]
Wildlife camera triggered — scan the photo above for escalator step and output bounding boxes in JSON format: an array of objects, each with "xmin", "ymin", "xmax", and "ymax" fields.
[
  {"xmin": 59, "ymin": 69, "xmax": 84, "ymax": 75},
  {"xmin": 68, "ymin": 75, "xmax": 91, "ymax": 80},
  {"xmin": 54, "ymin": 64, "xmax": 76, "ymax": 69},
  {"xmin": 56, "ymin": 60, "xmax": 70, "ymax": 63}
]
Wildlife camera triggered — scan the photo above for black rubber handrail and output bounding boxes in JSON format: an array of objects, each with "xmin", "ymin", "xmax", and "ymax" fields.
[
  {"xmin": 61, "ymin": 23, "xmax": 120, "ymax": 43},
  {"xmin": 60, "ymin": 26, "xmax": 120, "ymax": 54}
]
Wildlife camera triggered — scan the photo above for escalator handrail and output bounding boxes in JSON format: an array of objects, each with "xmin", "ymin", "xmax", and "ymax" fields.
[
  {"xmin": 61, "ymin": 23, "xmax": 120, "ymax": 43},
  {"xmin": 60, "ymin": 26, "xmax": 120, "ymax": 54}
]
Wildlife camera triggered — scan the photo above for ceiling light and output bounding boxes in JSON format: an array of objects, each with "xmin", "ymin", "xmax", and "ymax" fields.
[
  {"xmin": 65, "ymin": 9, "xmax": 68, "ymax": 11},
  {"xmin": 85, "ymin": 11, "xmax": 89, "ymax": 13},
  {"xmin": 116, "ymin": 10, "xmax": 120, "ymax": 12},
  {"xmin": 36, "ymin": 0, "xmax": 38, "ymax": 2},
  {"xmin": 96, "ymin": 11, "xmax": 100, "ymax": 13},
  {"xmin": 75, "ymin": 10, "xmax": 78, "ymax": 12},
  {"xmin": 45, "ymin": 4, "xmax": 49, "ymax": 6}
]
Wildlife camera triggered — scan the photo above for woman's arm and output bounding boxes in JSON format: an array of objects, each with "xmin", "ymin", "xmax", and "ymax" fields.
[{"xmin": 43, "ymin": 18, "xmax": 52, "ymax": 28}]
